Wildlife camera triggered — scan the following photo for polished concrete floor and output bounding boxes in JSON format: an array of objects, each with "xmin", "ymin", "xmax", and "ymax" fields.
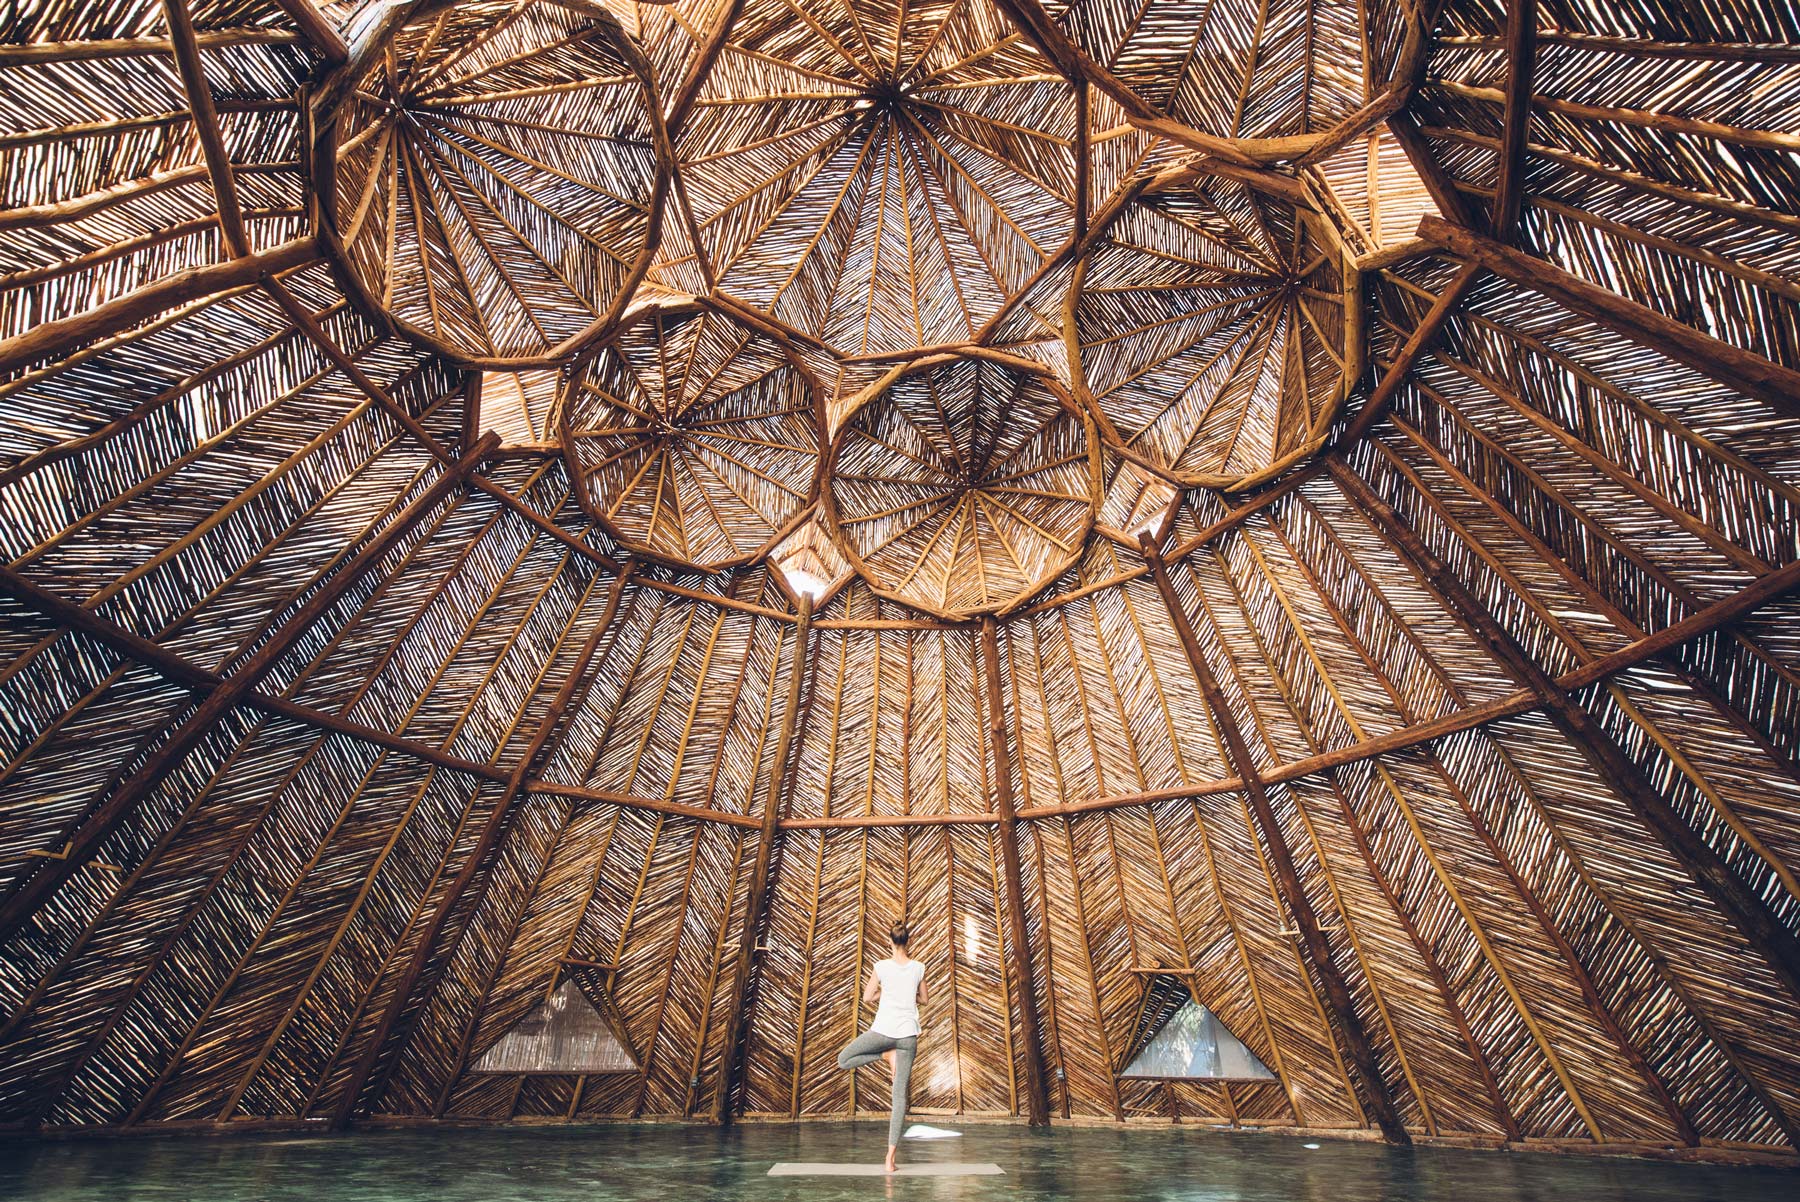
[{"xmin": 2, "ymin": 1122, "xmax": 1796, "ymax": 1201}]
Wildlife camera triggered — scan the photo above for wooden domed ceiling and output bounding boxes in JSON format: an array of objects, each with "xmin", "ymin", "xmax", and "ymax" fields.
[
  {"xmin": 563, "ymin": 300, "xmax": 821, "ymax": 570},
  {"xmin": 297, "ymin": 0, "xmax": 1438, "ymax": 612},
  {"xmin": 330, "ymin": 0, "xmax": 668, "ymax": 364},
  {"xmin": 666, "ymin": 0, "xmax": 1080, "ymax": 358},
  {"xmin": 3, "ymin": 0, "xmax": 1800, "ymax": 1165},
  {"xmin": 827, "ymin": 353, "xmax": 1098, "ymax": 619}
]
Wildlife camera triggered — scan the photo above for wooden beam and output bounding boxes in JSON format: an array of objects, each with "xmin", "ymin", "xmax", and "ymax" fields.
[
  {"xmin": 1336, "ymin": 259, "xmax": 1481, "ymax": 446},
  {"xmin": 1491, "ymin": 0, "xmax": 1538, "ymax": 238},
  {"xmin": 1386, "ymin": 112, "xmax": 1477, "ymax": 230},
  {"xmin": 980, "ymin": 616, "xmax": 1051, "ymax": 1126},
  {"xmin": 329, "ymin": 557, "xmax": 640, "ymax": 1128},
  {"xmin": 0, "ymin": 562, "xmax": 510, "ymax": 783},
  {"xmin": 714, "ymin": 594, "xmax": 815, "ymax": 1123},
  {"xmin": 1328, "ymin": 458, "xmax": 1800, "ymax": 1008},
  {"xmin": 664, "ymin": 0, "xmax": 744, "ymax": 137},
  {"xmin": 0, "ymin": 29, "xmax": 306, "ymax": 65},
  {"xmin": 1417, "ymin": 215, "xmax": 1800, "ymax": 418},
  {"xmin": 162, "ymin": 0, "xmax": 249, "ymax": 256},
  {"xmin": 532, "ymin": 782, "xmax": 761, "ymax": 828},
  {"xmin": 0, "ymin": 433, "xmax": 496, "ymax": 948},
  {"xmin": 0, "ymin": 237, "xmax": 317, "ymax": 377},
  {"xmin": 0, "ymin": 165, "xmax": 211, "ymax": 233},
  {"xmin": 1136, "ymin": 532, "xmax": 1411, "ymax": 1144},
  {"xmin": 269, "ymin": 0, "xmax": 349, "ymax": 66}
]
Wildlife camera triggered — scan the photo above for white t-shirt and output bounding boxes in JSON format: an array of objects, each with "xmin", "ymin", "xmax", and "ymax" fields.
[{"xmin": 870, "ymin": 958, "xmax": 926, "ymax": 1038}]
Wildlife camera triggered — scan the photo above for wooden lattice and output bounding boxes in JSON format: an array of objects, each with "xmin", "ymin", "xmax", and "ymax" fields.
[
  {"xmin": 2, "ymin": 0, "xmax": 1799, "ymax": 1167},
  {"xmin": 670, "ymin": 0, "xmax": 1079, "ymax": 359},
  {"xmin": 563, "ymin": 300, "xmax": 823, "ymax": 571},
  {"xmin": 1070, "ymin": 179, "xmax": 1359, "ymax": 490}
]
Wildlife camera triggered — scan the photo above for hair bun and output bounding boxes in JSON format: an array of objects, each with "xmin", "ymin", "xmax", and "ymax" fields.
[{"xmin": 888, "ymin": 920, "xmax": 911, "ymax": 945}]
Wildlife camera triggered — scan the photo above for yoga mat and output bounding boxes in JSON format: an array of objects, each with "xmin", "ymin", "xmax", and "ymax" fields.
[{"xmin": 767, "ymin": 1162, "xmax": 1005, "ymax": 1177}]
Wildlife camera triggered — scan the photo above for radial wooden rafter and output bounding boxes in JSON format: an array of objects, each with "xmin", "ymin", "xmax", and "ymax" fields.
[
  {"xmin": 327, "ymin": 0, "xmax": 672, "ymax": 366},
  {"xmin": 826, "ymin": 353, "xmax": 1100, "ymax": 619},
  {"xmin": 562, "ymin": 298, "xmax": 824, "ymax": 571},
  {"xmin": 1069, "ymin": 176, "xmax": 1359, "ymax": 491},
  {"xmin": 668, "ymin": 0, "xmax": 1080, "ymax": 359}
]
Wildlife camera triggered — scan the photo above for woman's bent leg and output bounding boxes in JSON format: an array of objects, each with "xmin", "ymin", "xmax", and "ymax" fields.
[
  {"xmin": 837, "ymin": 1029, "xmax": 895, "ymax": 1071},
  {"xmin": 886, "ymin": 1036, "xmax": 917, "ymax": 1147}
]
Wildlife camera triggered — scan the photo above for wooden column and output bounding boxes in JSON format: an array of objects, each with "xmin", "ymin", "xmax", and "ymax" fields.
[
  {"xmin": 0, "ymin": 434, "xmax": 496, "ymax": 948},
  {"xmin": 979, "ymin": 616, "xmax": 1051, "ymax": 1126},
  {"xmin": 1137, "ymin": 533, "xmax": 1411, "ymax": 1144},
  {"xmin": 714, "ymin": 593, "xmax": 814, "ymax": 1123},
  {"xmin": 330, "ymin": 557, "xmax": 639, "ymax": 1129},
  {"xmin": 1328, "ymin": 459, "xmax": 1800, "ymax": 1008}
]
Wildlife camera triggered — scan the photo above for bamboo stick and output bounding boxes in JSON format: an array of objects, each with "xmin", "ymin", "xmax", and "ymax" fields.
[
  {"xmin": 1329, "ymin": 460, "xmax": 1800, "ymax": 1010},
  {"xmin": 0, "ymin": 435, "xmax": 497, "ymax": 950},
  {"xmin": 1417, "ymin": 216, "xmax": 1800, "ymax": 418},
  {"xmin": 328, "ymin": 558, "xmax": 639, "ymax": 1128}
]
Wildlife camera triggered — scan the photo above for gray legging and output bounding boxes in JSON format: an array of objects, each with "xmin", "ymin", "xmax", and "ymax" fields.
[{"xmin": 837, "ymin": 1029, "xmax": 918, "ymax": 1146}]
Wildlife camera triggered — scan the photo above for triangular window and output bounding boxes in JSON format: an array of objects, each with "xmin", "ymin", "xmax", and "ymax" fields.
[
  {"xmin": 1119, "ymin": 974, "xmax": 1275, "ymax": 1081},
  {"xmin": 472, "ymin": 978, "xmax": 640, "ymax": 1074}
]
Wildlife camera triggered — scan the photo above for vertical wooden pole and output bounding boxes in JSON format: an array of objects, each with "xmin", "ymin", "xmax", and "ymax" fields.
[
  {"xmin": 714, "ymin": 594, "xmax": 814, "ymax": 1123},
  {"xmin": 1137, "ymin": 533, "xmax": 1411, "ymax": 1144},
  {"xmin": 330, "ymin": 557, "xmax": 638, "ymax": 1129},
  {"xmin": 980, "ymin": 616, "xmax": 1051, "ymax": 1126}
]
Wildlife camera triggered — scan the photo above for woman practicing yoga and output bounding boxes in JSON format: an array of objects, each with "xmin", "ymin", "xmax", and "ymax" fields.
[{"xmin": 838, "ymin": 921, "xmax": 930, "ymax": 1172}]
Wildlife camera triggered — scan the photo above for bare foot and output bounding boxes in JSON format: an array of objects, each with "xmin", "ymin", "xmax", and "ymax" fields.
[
  {"xmin": 882, "ymin": 1049, "xmax": 896, "ymax": 1069},
  {"xmin": 885, "ymin": 1147, "xmax": 898, "ymax": 1173}
]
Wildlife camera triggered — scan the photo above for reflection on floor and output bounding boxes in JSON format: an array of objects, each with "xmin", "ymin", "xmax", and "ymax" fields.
[{"xmin": 3, "ymin": 1121, "xmax": 1796, "ymax": 1201}]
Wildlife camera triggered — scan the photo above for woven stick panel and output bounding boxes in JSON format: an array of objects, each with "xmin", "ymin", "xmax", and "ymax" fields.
[
  {"xmin": 1008, "ymin": 0, "xmax": 1417, "ymax": 138},
  {"xmin": 1071, "ymin": 181, "xmax": 1353, "ymax": 490},
  {"xmin": 1003, "ymin": 577, "xmax": 1228, "ymax": 806},
  {"xmin": 330, "ymin": 0, "xmax": 670, "ymax": 365},
  {"xmin": 670, "ymin": 0, "xmax": 1077, "ymax": 358},
  {"xmin": 739, "ymin": 823, "xmax": 1022, "ymax": 1119},
  {"xmin": 784, "ymin": 625, "xmax": 990, "ymax": 820},
  {"xmin": 0, "ymin": 0, "xmax": 316, "ymax": 346},
  {"xmin": 564, "ymin": 301, "xmax": 823, "ymax": 571},
  {"xmin": 828, "ymin": 355, "xmax": 1100, "ymax": 619}
]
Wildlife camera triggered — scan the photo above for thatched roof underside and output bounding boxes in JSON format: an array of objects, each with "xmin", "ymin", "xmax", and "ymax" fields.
[{"xmin": 1, "ymin": 0, "xmax": 1798, "ymax": 1165}]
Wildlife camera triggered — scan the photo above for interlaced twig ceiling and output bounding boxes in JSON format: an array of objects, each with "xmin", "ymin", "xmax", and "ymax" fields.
[
  {"xmin": 1071, "ymin": 180, "xmax": 1355, "ymax": 489},
  {"xmin": 665, "ymin": 0, "xmax": 1081, "ymax": 360},
  {"xmin": 826, "ymin": 353, "xmax": 1098, "ymax": 618},
  {"xmin": 330, "ymin": 0, "xmax": 669, "ymax": 364},
  {"xmin": 2, "ymin": 0, "xmax": 1800, "ymax": 1166},
  {"xmin": 562, "ymin": 299, "xmax": 822, "ymax": 570}
]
